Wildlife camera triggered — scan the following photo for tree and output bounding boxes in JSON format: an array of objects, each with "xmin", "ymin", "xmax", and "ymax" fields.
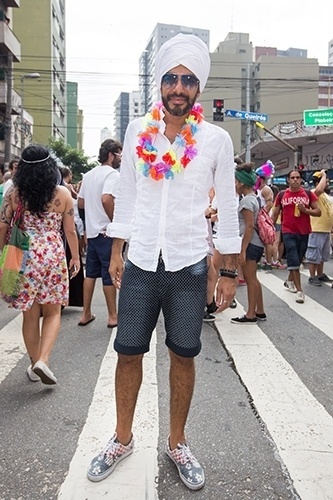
[{"xmin": 48, "ymin": 138, "xmax": 97, "ymax": 182}]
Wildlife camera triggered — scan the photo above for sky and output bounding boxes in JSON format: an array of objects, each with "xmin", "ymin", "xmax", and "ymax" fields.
[{"xmin": 65, "ymin": 0, "xmax": 332, "ymax": 158}]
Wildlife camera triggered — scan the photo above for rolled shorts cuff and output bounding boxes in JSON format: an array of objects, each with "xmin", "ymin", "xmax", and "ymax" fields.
[
  {"xmin": 114, "ymin": 338, "xmax": 150, "ymax": 356},
  {"xmin": 166, "ymin": 338, "xmax": 202, "ymax": 358}
]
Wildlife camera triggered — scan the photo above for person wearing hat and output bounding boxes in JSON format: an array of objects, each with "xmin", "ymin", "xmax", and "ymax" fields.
[
  {"xmin": 305, "ymin": 169, "xmax": 333, "ymax": 286},
  {"xmin": 231, "ymin": 162, "xmax": 266, "ymax": 324},
  {"xmin": 87, "ymin": 33, "xmax": 241, "ymax": 490}
]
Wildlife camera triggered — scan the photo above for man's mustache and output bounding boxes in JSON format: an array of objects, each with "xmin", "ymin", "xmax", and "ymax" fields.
[{"xmin": 167, "ymin": 93, "xmax": 189, "ymax": 102}]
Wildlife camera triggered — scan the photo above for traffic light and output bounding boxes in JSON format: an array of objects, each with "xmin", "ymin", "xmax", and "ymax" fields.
[{"xmin": 213, "ymin": 99, "xmax": 224, "ymax": 121}]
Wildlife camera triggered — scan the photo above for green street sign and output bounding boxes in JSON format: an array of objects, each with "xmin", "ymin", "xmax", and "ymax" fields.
[{"xmin": 303, "ymin": 108, "xmax": 333, "ymax": 126}]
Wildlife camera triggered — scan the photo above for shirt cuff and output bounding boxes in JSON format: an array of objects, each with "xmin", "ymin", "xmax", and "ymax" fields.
[
  {"xmin": 106, "ymin": 222, "xmax": 131, "ymax": 240},
  {"xmin": 214, "ymin": 235, "xmax": 242, "ymax": 255}
]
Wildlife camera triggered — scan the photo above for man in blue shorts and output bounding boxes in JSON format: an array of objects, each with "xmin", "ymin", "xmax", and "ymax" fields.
[
  {"xmin": 78, "ymin": 139, "xmax": 121, "ymax": 328},
  {"xmin": 87, "ymin": 34, "xmax": 241, "ymax": 491}
]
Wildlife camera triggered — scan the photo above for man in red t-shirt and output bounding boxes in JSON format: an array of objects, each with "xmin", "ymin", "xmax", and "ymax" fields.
[{"xmin": 271, "ymin": 169, "xmax": 320, "ymax": 303}]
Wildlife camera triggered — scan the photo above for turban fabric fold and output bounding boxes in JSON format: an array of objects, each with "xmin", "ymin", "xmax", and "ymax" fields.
[{"xmin": 155, "ymin": 33, "xmax": 211, "ymax": 92}]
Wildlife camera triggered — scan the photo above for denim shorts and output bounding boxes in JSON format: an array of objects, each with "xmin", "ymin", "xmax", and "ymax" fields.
[
  {"xmin": 246, "ymin": 242, "xmax": 264, "ymax": 263},
  {"xmin": 283, "ymin": 233, "xmax": 309, "ymax": 270},
  {"xmin": 85, "ymin": 234, "xmax": 113, "ymax": 286},
  {"xmin": 114, "ymin": 256, "xmax": 208, "ymax": 358}
]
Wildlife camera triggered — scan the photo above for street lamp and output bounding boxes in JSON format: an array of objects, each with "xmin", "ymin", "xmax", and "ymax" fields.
[{"xmin": 20, "ymin": 72, "xmax": 40, "ymax": 152}]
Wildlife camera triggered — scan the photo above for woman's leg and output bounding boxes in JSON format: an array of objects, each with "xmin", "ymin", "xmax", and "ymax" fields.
[
  {"xmin": 22, "ymin": 301, "xmax": 42, "ymax": 365},
  {"xmin": 38, "ymin": 303, "xmax": 62, "ymax": 365},
  {"xmin": 242, "ymin": 260, "xmax": 260, "ymax": 318}
]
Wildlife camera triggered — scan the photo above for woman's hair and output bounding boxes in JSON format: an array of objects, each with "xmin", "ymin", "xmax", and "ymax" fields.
[
  {"xmin": 14, "ymin": 144, "xmax": 60, "ymax": 216},
  {"xmin": 235, "ymin": 161, "xmax": 255, "ymax": 173}
]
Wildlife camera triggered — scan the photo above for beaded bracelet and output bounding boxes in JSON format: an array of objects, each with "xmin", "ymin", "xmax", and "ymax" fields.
[{"xmin": 219, "ymin": 268, "xmax": 238, "ymax": 279}]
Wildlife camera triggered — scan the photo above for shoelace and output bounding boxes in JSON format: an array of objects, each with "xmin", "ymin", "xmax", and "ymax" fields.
[
  {"xmin": 172, "ymin": 443, "xmax": 196, "ymax": 465},
  {"xmin": 103, "ymin": 434, "xmax": 132, "ymax": 459}
]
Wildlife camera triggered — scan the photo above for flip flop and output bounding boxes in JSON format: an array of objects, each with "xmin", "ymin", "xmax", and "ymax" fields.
[
  {"xmin": 78, "ymin": 315, "xmax": 96, "ymax": 326},
  {"xmin": 107, "ymin": 323, "xmax": 117, "ymax": 329}
]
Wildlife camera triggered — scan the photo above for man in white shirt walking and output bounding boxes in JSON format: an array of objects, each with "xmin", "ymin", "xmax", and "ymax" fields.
[
  {"xmin": 78, "ymin": 139, "xmax": 121, "ymax": 328},
  {"xmin": 87, "ymin": 34, "xmax": 241, "ymax": 491},
  {"xmin": 2, "ymin": 159, "xmax": 18, "ymax": 198}
]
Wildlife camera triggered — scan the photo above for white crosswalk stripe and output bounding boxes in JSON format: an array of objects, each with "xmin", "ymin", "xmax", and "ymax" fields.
[
  {"xmin": 215, "ymin": 304, "xmax": 333, "ymax": 500},
  {"xmin": 57, "ymin": 329, "xmax": 159, "ymax": 500}
]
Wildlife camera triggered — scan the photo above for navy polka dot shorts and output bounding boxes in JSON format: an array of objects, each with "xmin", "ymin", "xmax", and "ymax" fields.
[{"xmin": 114, "ymin": 256, "xmax": 208, "ymax": 358}]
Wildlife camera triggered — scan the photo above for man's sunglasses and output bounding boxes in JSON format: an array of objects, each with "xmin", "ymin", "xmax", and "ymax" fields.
[{"xmin": 161, "ymin": 73, "xmax": 200, "ymax": 89}]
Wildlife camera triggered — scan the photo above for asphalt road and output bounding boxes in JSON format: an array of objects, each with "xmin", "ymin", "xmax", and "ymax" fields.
[{"xmin": 1, "ymin": 260, "xmax": 333, "ymax": 500}]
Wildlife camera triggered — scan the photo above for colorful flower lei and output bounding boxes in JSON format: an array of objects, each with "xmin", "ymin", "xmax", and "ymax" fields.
[{"xmin": 136, "ymin": 102, "xmax": 204, "ymax": 181}]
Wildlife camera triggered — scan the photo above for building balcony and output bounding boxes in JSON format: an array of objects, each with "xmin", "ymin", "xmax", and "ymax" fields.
[
  {"xmin": 0, "ymin": 21, "xmax": 21, "ymax": 61},
  {"xmin": 3, "ymin": 0, "xmax": 20, "ymax": 8},
  {"xmin": 0, "ymin": 81, "xmax": 21, "ymax": 114}
]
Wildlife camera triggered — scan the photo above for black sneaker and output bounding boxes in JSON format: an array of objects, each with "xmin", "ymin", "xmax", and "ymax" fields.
[
  {"xmin": 203, "ymin": 311, "xmax": 215, "ymax": 322},
  {"xmin": 166, "ymin": 438, "xmax": 205, "ymax": 491},
  {"xmin": 255, "ymin": 312, "xmax": 267, "ymax": 321},
  {"xmin": 308, "ymin": 276, "xmax": 322, "ymax": 287},
  {"xmin": 318, "ymin": 273, "xmax": 333, "ymax": 282},
  {"xmin": 206, "ymin": 299, "xmax": 218, "ymax": 314},
  {"xmin": 231, "ymin": 315, "xmax": 257, "ymax": 324}
]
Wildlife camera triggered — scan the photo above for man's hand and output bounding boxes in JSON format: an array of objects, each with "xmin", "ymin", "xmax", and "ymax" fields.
[
  {"xmin": 215, "ymin": 277, "xmax": 237, "ymax": 312},
  {"xmin": 109, "ymin": 252, "xmax": 124, "ymax": 290}
]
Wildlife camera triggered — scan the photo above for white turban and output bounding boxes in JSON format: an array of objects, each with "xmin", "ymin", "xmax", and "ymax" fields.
[{"xmin": 155, "ymin": 33, "xmax": 210, "ymax": 92}]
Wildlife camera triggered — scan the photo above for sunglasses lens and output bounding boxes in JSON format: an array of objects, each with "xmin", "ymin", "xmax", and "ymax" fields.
[
  {"xmin": 161, "ymin": 73, "xmax": 199, "ymax": 89},
  {"xmin": 161, "ymin": 74, "xmax": 177, "ymax": 87},
  {"xmin": 181, "ymin": 75, "xmax": 199, "ymax": 88}
]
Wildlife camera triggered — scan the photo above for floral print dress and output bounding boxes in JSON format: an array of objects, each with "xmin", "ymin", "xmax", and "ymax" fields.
[{"xmin": 11, "ymin": 211, "xmax": 69, "ymax": 311}]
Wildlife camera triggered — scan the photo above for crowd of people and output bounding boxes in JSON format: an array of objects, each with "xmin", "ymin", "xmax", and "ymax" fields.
[{"xmin": 1, "ymin": 32, "xmax": 333, "ymax": 494}]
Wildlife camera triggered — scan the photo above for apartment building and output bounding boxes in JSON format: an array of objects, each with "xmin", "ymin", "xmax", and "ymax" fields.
[
  {"xmin": 66, "ymin": 81, "xmax": 83, "ymax": 150},
  {"xmin": 0, "ymin": 0, "xmax": 20, "ymax": 165},
  {"xmin": 13, "ymin": 0, "xmax": 67, "ymax": 146},
  {"xmin": 200, "ymin": 33, "xmax": 319, "ymax": 154},
  {"xmin": 318, "ymin": 65, "xmax": 333, "ymax": 107},
  {"xmin": 329, "ymin": 38, "xmax": 333, "ymax": 66}
]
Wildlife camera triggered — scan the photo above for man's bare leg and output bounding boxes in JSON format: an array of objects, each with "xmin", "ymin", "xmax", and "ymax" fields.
[
  {"xmin": 79, "ymin": 277, "xmax": 96, "ymax": 324},
  {"xmin": 103, "ymin": 284, "xmax": 118, "ymax": 326},
  {"xmin": 115, "ymin": 353, "xmax": 143, "ymax": 445},
  {"xmin": 169, "ymin": 350, "xmax": 195, "ymax": 450}
]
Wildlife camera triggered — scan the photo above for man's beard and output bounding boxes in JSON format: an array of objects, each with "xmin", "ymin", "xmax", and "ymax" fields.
[
  {"xmin": 324, "ymin": 187, "xmax": 331, "ymax": 194},
  {"xmin": 162, "ymin": 93, "xmax": 198, "ymax": 117}
]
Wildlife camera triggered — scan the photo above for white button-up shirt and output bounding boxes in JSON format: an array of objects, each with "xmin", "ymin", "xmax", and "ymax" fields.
[{"xmin": 107, "ymin": 109, "xmax": 241, "ymax": 271}]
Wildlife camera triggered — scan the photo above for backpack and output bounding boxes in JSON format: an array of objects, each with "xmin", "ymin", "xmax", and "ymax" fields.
[{"xmin": 256, "ymin": 205, "xmax": 276, "ymax": 245}]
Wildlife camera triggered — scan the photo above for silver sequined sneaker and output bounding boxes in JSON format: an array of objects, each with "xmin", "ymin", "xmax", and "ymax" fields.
[
  {"xmin": 166, "ymin": 438, "xmax": 205, "ymax": 491},
  {"xmin": 87, "ymin": 433, "xmax": 134, "ymax": 482}
]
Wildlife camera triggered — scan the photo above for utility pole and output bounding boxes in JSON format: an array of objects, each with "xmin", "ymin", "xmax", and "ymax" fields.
[
  {"xmin": 245, "ymin": 64, "xmax": 252, "ymax": 162},
  {"xmin": 255, "ymin": 121, "xmax": 299, "ymax": 167},
  {"xmin": 4, "ymin": 53, "xmax": 13, "ymax": 164}
]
